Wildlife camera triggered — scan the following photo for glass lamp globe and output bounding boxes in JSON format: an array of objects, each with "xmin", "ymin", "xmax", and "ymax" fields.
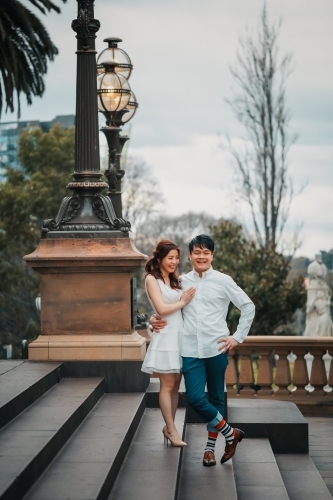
[
  {"xmin": 121, "ymin": 91, "xmax": 139, "ymax": 124},
  {"xmin": 97, "ymin": 70, "xmax": 131, "ymax": 113},
  {"xmin": 97, "ymin": 38, "xmax": 132, "ymax": 80}
]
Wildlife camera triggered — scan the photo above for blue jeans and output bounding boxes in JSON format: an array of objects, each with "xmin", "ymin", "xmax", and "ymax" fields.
[{"xmin": 182, "ymin": 353, "xmax": 228, "ymax": 432}]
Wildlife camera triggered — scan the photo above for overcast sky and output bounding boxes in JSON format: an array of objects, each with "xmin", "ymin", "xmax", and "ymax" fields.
[{"xmin": 6, "ymin": 0, "xmax": 333, "ymax": 257}]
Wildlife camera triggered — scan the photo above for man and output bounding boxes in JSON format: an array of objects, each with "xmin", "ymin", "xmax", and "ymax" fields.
[{"xmin": 152, "ymin": 234, "xmax": 255, "ymax": 466}]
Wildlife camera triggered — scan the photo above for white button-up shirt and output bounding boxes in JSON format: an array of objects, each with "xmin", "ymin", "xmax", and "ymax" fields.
[{"xmin": 181, "ymin": 267, "xmax": 255, "ymax": 359}]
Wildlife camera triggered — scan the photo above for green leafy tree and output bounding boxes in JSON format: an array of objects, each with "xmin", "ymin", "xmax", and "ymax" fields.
[
  {"xmin": 0, "ymin": 124, "xmax": 74, "ymax": 357},
  {"xmin": 211, "ymin": 220, "xmax": 306, "ymax": 335},
  {"xmin": 0, "ymin": 0, "xmax": 66, "ymax": 117}
]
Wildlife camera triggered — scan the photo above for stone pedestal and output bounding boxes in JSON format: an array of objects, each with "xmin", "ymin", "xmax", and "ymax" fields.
[{"xmin": 24, "ymin": 235, "xmax": 147, "ymax": 361}]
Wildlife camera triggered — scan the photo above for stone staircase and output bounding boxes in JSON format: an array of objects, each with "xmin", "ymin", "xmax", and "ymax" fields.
[{"xmin": 0, "ymin": 361, "xmax": 331, "ymax": 500}]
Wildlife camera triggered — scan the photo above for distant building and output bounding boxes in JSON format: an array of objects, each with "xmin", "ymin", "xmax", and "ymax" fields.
[{"xmin": 0, "ymin": 115, "xmax": 75, "ymax": 173}]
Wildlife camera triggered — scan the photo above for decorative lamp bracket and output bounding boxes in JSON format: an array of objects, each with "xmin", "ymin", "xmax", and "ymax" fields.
[{"xmin": 72, "ymin": 0, "xmax": 100, "ymax": 51}]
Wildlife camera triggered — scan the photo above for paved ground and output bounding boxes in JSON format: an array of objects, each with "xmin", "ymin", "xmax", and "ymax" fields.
[{"xmin": 307, "ymin": 416, "xmax": 333, "ymax": 497}]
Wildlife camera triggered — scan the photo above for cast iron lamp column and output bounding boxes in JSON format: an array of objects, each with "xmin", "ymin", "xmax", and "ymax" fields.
[
  {"xmin": 42, "ymin": 4, "xmax": 130, "ymax": 235},
  {"xmin": 72, "ymin": 1, "xmax": 100, "ymax": 179},
  {"xmin": 23, "ymin": 1, "xmax": 148, "ymax": 380}
]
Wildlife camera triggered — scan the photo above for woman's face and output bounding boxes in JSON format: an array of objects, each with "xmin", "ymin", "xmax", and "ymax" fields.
[{"xmin": 160, "ymin": 249, "xmax": 180, "ymax": 275}]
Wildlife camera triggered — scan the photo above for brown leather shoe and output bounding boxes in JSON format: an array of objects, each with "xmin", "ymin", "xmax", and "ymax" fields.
[
  {"xmin": 220, "ymin": 428, "xmax": 245, "ymax": 464},
  {"xmin": 203, "ymin": 450, "xmax": 216, "ymax": 467}
]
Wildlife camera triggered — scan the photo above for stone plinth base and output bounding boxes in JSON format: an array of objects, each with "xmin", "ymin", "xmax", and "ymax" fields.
[
  {"xmin": 29, "ymin": 332, "xmax": 146, "ymax": 361},
  {"xmin": 24, "ymin": 236, "xmax": 148, "ymax": 363}
]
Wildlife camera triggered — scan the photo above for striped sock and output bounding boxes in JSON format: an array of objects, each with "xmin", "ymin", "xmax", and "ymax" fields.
[
  {"xmin": 215, "ymin": 418, "xmax": 235, "ymax": 443},
  {"xmin": 205, "ymin": 431, "xmax": 218, "ymax": 454}
]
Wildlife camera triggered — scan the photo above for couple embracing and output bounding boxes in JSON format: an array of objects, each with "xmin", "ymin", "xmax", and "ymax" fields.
[{"xmin": 142, "ymin": 234, "xmax": 255, "ymax": 466}]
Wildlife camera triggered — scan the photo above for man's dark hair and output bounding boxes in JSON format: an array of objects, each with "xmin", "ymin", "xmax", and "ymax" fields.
[{"xmin": 188, "ymin": 234, "xmax": 214, "ymax": 253}]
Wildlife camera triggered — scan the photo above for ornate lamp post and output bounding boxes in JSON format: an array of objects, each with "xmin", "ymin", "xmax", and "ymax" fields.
[
  {"xmin": 23, "ymin": 1, "xmax": 148, "ymax": 390},
  {"xmin": 40, "ymin": 24, "xmax": 130, "ymax": 234},
  {"xmin": 97, "ymin": 38, "xmax": 138, "ymax": 219}
]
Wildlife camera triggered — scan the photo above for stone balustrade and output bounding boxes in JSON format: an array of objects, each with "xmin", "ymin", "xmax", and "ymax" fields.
[{"xmin": 226, "ymin": 336, "xmax": 333, "ymax": 414}]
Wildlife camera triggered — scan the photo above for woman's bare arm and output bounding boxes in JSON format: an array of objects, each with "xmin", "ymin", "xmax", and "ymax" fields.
[{"xmin": 146, "ymin": 275, "xmax": 195, "ymax": 317}]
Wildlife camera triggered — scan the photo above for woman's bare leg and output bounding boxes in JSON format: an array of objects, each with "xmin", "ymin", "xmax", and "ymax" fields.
[
  {"xmin": 159, "ymin": 373, "xmax": 185, "ymax": 444},
  {"xmin": 159, "ymin": 373, "xmax": 178, "ymax": 432},
  {"xmin": 171, "ymin": 373, "xmax": 182, "ymax": 421}
]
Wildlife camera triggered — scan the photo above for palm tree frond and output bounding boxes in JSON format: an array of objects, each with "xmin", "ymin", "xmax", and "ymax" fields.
[{"xmin": 0, "ymin": 0, "xmax": 65, "ymax": 117}]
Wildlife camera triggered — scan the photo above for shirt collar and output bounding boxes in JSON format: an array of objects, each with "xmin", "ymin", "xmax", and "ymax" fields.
[{"xmin": 192, "ymin": 266, "xmax": 214, "ymax": 279}]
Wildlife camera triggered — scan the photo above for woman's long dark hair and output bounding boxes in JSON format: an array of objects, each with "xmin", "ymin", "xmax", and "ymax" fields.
[{"xmin": 145, "ymin": 240, "xmax": 182, "ymax": 290}]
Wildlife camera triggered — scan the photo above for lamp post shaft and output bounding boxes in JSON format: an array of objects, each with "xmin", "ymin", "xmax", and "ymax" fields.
[
  {"xmin": 72, "ymin": 0, "xmax": 100, "ymax": 173},
  {"xmin": 75, "ymin": 53, "xmax": 100, "ymax": 172}
]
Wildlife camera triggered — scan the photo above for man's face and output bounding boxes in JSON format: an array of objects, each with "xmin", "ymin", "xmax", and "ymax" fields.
[{"xmin": 189, "ymin": 245, "xmax": 213, "ymax": 274}]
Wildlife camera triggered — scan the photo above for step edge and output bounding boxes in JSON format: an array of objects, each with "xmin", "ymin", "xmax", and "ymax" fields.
[
  {"xmin": 96, "ymin": 392, "xmax": 147, "ymax": 500},
  {"xmin": 108, "ymin": 406, "xmax": 186, "ymax": 500},
  {"xmin": 228, "ymin": 421, "xmax": 309, "ymax": 454},
  {"xmin": 276, "ymin": 453, "xmax": 333, "ymax": 500},
  {"xmin": 174, "ymin": 409, "xmax": 187, "ymax": 500},
  {"xmin": 233, "ymin": 438, "xmax": 290, "ymax": 500},
  {"xmin": 1, "ymin": 378, "xmax": 104, "ymax": 500},
  {"xmin": 0, "ymin": 364, "xmax": 65, "ymax": 430}
]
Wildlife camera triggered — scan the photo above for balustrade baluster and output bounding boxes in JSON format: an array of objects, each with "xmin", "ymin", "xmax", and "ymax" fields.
[
  {"xmin": 322, "ymin": 351, "xmax": 333, "ymax": 395},
  {"xmin": 310, "ymin": 348, "xmax": 327, "ymax": 396},
  {"xmin": 291, "ymin": 347, "xmax": 309, "ymax": 398},
  {"xmin": 238, "ymin": 348, "xmax": 255, "ymax": 397},
  {"xmin": 328, "ymin": 351, "xmax": 333, "ymax": 398},
  {"xmin": 223, "ymin": 338, "xmax": 333, "ymax": 408},
  {"xmin": 256, "ymin": 349, "xmax": 273, "ymax": 396},
  {"xmin": 274, "ymin": 349, "xmax": 291, "ymax": 397}
]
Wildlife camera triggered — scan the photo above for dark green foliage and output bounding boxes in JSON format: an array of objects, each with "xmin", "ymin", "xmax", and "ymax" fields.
[
  {"xmin": 320, "ymin": 249, "xmax": 333, "ymax": 271},
  {"xmin": 211, "ymin": 220, "xmax": 306, "ymax": 335},
  {"xmin": 0, "ymin": 124, "xmax": 74, "ymax": 357},
  {"xmin": 0, "ymin": 0, "xmax": 66, "ymax": 117}
]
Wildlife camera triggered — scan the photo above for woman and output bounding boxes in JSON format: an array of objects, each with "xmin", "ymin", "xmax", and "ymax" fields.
[{"xmin": 142, "ymin": 240, "xmax": 195, "ymax": 447}]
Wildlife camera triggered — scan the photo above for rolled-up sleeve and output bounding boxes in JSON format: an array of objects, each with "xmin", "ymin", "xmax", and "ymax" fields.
[{"xmin": 223, "ymin": 277, "xmax": 255, "ymax": 343}]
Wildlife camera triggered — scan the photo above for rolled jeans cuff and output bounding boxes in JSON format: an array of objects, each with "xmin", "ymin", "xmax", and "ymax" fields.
[{"xmin": 206, "ymin": 411, "xmax": 222, "ymax": 432}]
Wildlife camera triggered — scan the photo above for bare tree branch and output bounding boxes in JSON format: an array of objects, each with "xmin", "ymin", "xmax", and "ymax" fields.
[
  {"xmin": 226, "ymin": 4, "xmax": 298, "ymax": 250},
  {"xmin": 122, "ymin": 156, "xmax": 165, "ymax": 231}
]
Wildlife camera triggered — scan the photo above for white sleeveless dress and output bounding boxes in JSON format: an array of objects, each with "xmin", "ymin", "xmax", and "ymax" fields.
[{"xmin": 141, "ymin": 278, "xmax": 183, "ymax": 374}]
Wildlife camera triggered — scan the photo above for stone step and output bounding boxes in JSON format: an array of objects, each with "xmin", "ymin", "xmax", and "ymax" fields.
[
  {"xmin": 228, "ymin": 398, "xmax": 308, "ymax": 453},
  {"xmin": 109, "ymin": 407, "xmax": 186, "ymax": 500},
  {"xmin": 232, "ymin": 438, "xmax": 289, "ymax": 500},
  {"xmin": 177, "ymin": 424, "xmax": 237, "ymax": 500},
  {"xmin": 0, "ymin": 360, "xmax": 25, "ymax": 376},
  {"xmin": 24, "ymin": 393, "xmax": 146, "ymax": 500},
  {"xmin": 276, "ymin": 453, "xmax": 332, "ymax": 500},
  {"xmin": 0, "ymin": 377, "xmax": 104, "ymax": 500},
  {"xmin": 0, "ymin": 360, "xmax": 64, "ymax": 430},
  {"xmin": 307, "ymin": 415, "xmax": 333, "ymax": 497}
]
